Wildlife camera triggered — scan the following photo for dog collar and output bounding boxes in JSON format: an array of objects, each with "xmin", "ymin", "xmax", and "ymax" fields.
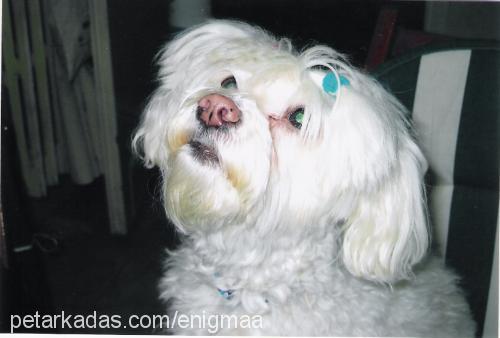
[
  {"xmin": 217, "ymin": 288, "xmax": 235, "ymax": 300},
  {"xmin": 322, "ymin": 72, "xmax": 350, "ymax": 94}
]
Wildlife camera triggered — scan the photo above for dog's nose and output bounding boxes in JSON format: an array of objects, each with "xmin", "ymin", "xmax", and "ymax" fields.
[{"xmin": 197, "ymin": 94, "xmax": 240, "ymax": 127}]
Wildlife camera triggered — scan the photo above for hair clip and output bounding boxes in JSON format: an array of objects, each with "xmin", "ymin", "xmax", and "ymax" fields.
[{"xmin": 322, "ymin": 72, "xmax": 350, "ymax": 94}]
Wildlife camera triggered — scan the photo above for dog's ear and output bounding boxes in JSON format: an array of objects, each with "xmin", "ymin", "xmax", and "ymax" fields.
[
  {"xmin": 132, "ymin": 88, "xmax": 172, "ymax": 169},
  {"xmin": 341, "ymin": 140, "xmax": 429, "ymax": 283},
  {"xmin": 330, "ymin": 78, "xmax": 430, "ymax": 284}
]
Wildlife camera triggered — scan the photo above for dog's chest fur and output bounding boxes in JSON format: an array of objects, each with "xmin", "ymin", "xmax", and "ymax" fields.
[{"xmin": 159, "ymin": 226, "xmax": 472, "ymax": 336}]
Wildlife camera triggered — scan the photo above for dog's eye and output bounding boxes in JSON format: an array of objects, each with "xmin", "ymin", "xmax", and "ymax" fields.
[
  {"xmin": 221, "ymin": 76, "xmax": 237, "ymax": 89},
  {"xmin": 288, "ymin": 107, "xmax": 305, "ymax": 129}
]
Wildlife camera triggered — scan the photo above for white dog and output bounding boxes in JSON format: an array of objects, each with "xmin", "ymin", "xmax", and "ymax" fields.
[{"xmin": 133, "ymin": 20, "xmax": 475, "ymax": 336}]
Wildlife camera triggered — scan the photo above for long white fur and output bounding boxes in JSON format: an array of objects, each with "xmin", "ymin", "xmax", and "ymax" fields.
[{"xmin": 133, "ymin": 20, "xmax": 475, "ymax": 336}]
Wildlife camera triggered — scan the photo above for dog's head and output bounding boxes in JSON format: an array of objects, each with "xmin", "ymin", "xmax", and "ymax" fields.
[{"xmin": 133, "ymin": 20, "xmax": 429, "ymax": 283}]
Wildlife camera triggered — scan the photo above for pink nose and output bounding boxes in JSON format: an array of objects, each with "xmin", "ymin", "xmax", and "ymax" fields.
[{"xmin": 197, "ymin": 94, "xmax": 240, "ymax": 127}]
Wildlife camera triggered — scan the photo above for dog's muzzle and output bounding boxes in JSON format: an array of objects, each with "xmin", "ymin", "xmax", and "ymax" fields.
[
  {"xmin": 189, "ymin": 94, "xmax": 242, "ymax": 166},
  {"xmin": 196, "ymin": 94, "xmax": 241, "ymax": 128}
]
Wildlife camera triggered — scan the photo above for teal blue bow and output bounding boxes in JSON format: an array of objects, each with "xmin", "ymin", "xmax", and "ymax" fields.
[{"xmin": 322, "ymin": 72, "xmax": 350, "ymax": 94}]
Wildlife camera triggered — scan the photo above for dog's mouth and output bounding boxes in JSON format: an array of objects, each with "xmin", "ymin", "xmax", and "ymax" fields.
[{"xmin": 189, "ymin": 140, "xmax": 219, "ymax": 166}]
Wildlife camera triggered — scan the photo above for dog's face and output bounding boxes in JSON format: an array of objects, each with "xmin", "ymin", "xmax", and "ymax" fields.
[{"xmin": 134, "ymin": 21, "xmax": 429, "ymax": 283}]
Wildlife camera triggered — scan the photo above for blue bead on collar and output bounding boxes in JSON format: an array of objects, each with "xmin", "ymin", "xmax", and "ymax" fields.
[{"xmin": 217, "ymin": 288, "xmax": 235, "ymax": 300}]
